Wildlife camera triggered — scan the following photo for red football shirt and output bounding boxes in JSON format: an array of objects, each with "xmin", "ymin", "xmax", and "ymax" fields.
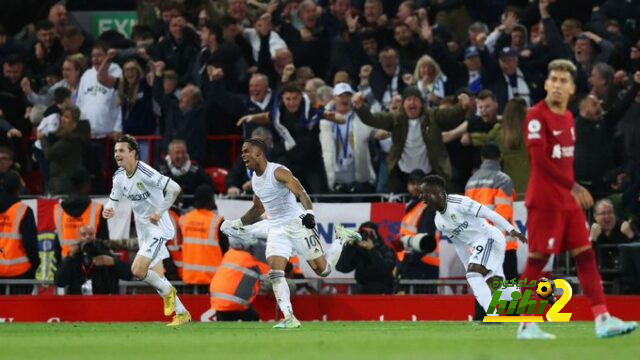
[{"xmin": 524, "ymin": 100, "xmax": 578, "ymax": 210}]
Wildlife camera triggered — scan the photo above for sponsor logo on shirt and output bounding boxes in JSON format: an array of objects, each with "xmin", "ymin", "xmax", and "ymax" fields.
[
  {"xmin": 449, "ymin": 221, "xmax": 469, "ymax": 238},
  {"xmin": 127, "ymin": 191, "xmax": 150, "ymax": 201},
  {"xmin": 551, "ymin": 144, "xmax": 574, "ymax": 159}
]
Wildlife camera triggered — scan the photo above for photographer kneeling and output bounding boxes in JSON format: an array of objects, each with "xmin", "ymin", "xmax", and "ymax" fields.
[
  {"xmin": 55, "ymin": 226, "xmax": 132, "ymax": 294},
  {"xmin": 335, "ymin": 222, "xmax": 397, "ymax": 294}
]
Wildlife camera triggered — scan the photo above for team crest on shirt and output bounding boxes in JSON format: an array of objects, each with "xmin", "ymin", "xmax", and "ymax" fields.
[
  {"xmin": 451, "ymin": 214, "xmax": 457, "ymax": 222},
  {"xmin": 137, "ymin": 182, "xmax": 144, "ymax": 191}
]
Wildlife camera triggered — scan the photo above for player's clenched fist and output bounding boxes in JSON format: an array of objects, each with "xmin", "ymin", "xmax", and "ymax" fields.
[{"xmin": 102, "ymin": 207, "xmax": 115, "ymax": 219}]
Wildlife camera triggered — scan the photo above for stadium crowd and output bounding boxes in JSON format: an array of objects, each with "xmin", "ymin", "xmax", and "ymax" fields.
[{"xmin": 1, "ymin": 0, "xmax": 640, "ymax": 296}]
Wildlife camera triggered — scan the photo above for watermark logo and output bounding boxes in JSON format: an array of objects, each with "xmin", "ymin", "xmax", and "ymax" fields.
[{"xmin": 482, "ymin": 278, "xmax": 573, "ymax": 323}]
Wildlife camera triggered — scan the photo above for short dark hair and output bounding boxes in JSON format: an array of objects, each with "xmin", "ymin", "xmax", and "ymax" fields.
[
  {"xmin": 194, "ymin": 184, "xmax": 216, "ymax": 209},
  {"xmin": 477, "ymin": 89, "xmax": 497, "ymax": 102},
  {"xmin": 420, "ymin": 174, "xmax": 446, "ymax": 189},
  {"xmin": 0, "ymin": 171, "xmax": 21, "ymax": 194},
  {"xmin": 35, "ymin": 20, "xmax": 54, "ymax": 32},
  {"xmin": 62, "ymin": 26, "xmax": 81, "ymax": 39},
  {"xmin": 92, "ymin": 40, "xmax": 109, "ymax": 53},
  {"xmin": 244, "ymin": 138, "xmax": 267, "ymax": 154},
  {"xmin": 116, "ymin": 134, "xmax": 139, "ymax": 155},
  {"xmin": 202, "ymin": 20, "xmax": 223, "ymax": 43},
  {"xmin": 280, "ymin": 83, "xmax": 302, "ymax": 95},
  {"xmin": 4, "ymin": 53, "xmax": 24, "ymax": 66},
  {"xmin": 54, "ymin": 87, "xmax": 71, "ymax": 104}
]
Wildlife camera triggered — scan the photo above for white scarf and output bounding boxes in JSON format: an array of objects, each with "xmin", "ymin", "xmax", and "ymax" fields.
[
  {"xmin": 165, "ymin": 154, "xmax": 192, "ymax": 177},
  {"xmin": 272, "ymin": 93, "xmax": 313, "ymax": 151},
  {"xmin": 504, "ymin": 68, "xmax": 531, "ymax": 106},
  {"xmin": 251, "ymin": 90, "xmax": 272, "ymax": 111}
]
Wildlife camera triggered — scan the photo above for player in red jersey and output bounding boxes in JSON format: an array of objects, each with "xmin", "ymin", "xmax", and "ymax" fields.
[{"xmin": 517, "ymin": 59, "xmax": 637, "ymax": 340}]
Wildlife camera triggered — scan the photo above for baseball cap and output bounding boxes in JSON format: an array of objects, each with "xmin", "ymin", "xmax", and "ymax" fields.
[
  {"xmin": 499, "ymin": 47, "xmax": 518, "ymax": 58},
  {"xmin": 464, "ymin": 46, "xmax": 480, "ymax": 59},
  {"xmin": 332, "ymin": 82, "xmax": 354, "ymax": 96}
]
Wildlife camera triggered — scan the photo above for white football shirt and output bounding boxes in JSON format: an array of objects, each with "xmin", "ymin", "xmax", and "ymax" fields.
[
  {"xmin": 109, "ymin": 161, "xmax": 174, "ymax": 238},
  {"xmin": 252, "ymin": 162, "xmax": 304, "ymax": 225},
  {"xmin": 434, "ymin": 194, "xmax": 508, "ymax": 247}
]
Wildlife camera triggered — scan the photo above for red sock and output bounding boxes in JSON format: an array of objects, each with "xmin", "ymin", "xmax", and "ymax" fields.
[
  {"xmin": 575, "ymin": 249, "xmax": 608, "ymax": 318},
  {"xmin": 520, "ymin": 257, "xmax": 547, "ymax": 293}
]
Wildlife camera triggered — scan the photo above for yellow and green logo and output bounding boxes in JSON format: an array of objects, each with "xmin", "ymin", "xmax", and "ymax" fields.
[{"xmin": 482, "ymin": 278, "xmax": 573, "ymax": 322}]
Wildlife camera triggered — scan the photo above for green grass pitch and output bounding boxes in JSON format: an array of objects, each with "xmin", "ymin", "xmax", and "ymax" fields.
[{"xmin": 1, "ymin": 322, "xmax": 638, "ymax": 360}]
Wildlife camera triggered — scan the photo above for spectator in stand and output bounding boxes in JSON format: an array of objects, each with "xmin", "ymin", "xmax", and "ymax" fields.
[
  {"xmin": 193, "ymin": 20, "xmax": 243, "ymax": 91},
  {"xmin": 484, "ymin": 46, "xmax": 540, "ymax": 110},
  {"xmin": 0, "ymin": 54, "xmax": 31, "ymax": 137},
  {"xmin": 159, "ymin": 139, "xmax": 213, "ymax": 205},
  {"xmin": 575, "ymin": 71, "xmax": 640, "ymax": 198},
  {"xmin": 280, "ymin": 0, "xmax": 331, "ymax": 80},
  {"xmin": 242, "ymin": 12, "xmax": 287, "ymax": 84},
  {"xmin": 468, "ymin": 98, "xmax": 530, "ymax": 199},
  {"xmin": 226, "ymin": 0, "xmax": 251, "ymax": 27},
  {"xmin": 76, "ymin": 42, "xmax": 122, "ymax": 139},
  {"xmin": 412, "ymin": 55, "xmax": 447, "ymax": 108},
  {"xmin": 60, "ymin": 26, "xmax": 93, "ymax": 58},
  {"xmin": 40, "ymin": 105, "xmax": 90, "ymax": 195},
  {"xmin": 150, "ymin": 15, "xmax": 200, "ymax": 87},
  {"xmin": 271, "ymin": 48, "xmax": 295, "ymax": 89},
  {"xmin": 54, "ymin": 225, "xmax": 132, "ymax": 295},
  {"xmin": 590, "ymin": 198, "xmax": 638, "ymax": 270},
  {"xmin": 335, "ymin": 221, "xmax": 396, "ymax": 294},
  {"xmin": 97, "ymin": 51, "xmax": 156, "ymax": 162},
  {"xmin": 319, "ymin": 82, "xmax": 376, "ymax": 194},
  {"xmin": 588, "ymin": 62, "xmax": 617, "ymax": 110},
  {"xmin": 149, "ymin": 0, "xmax": 183, "ymax": 40},
  {"xmin": 208, "ymin": 71, "xmax": 275, "ymax": 139},
  {"xmin": 321, "ymin": 0, "xmax": 352, "ymax": 39},
  {"xmin": 28, "ymin": 20, "xmax": 64, "ymax": 86},
  {"xmin": 303, "ymin": 78, "xmax": 325, "ymax": 106},
  {"xmin": 0, "ymin": 171, "xmax": 38, "ymax": 285},
  {"xmin": 226, "ymin": 126, "xmax": 275, "ymax": 198},
  {"xmin": 152, "ymin": 61, "xmax": 208, "ymax": 165},
  {"xmin": 358, "ymin": 47, "xmax": 410, "ymax": 112},
  {"xmin": 352, "ymin": 87, "xmax": 473, "ymax": 192},
  {"xmin": 48, "ymin": 3, "xmax": 70, "ymax": 39},
  {"xmin": 0, "ymin": 147, "xmax": 26, "ymax": 193},
  {"xmin": 22, "ymin": 53, "xmax": 87, "ymax": 106}
]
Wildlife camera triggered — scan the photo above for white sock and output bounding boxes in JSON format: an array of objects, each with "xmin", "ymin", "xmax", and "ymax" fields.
[
  {"xmin": 466, "ymin": 272, "xmax": 495, "ymax": 316},
  {"xmin": 143, "ymin": 270, "xmax": 172, "ymax": 296},
  {"xmin": 595, "ymin": 312, "xmax": 611, "ymax": 324},
  {"xmin": 325, "ymin": 239, "xmax": 345, "ymax": 269},
  {"xmin": 174, "ymin": 295, "xmax": 187, "ymax": 315},
  {"xmin": 269, "ymin": 270, "xmax": 293, "ymax": 319}
]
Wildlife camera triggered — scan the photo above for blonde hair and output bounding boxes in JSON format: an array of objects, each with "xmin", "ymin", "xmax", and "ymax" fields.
[
  {"xmin": 548, "ymin": 59, "xmax": 577, "ymax": 81},
  {"xmin": 117, "ymin": 59, "xmax": 143, "ymax": 106},
  {"xmin": 413, "ymin": 55, "xmax": 443, "ymax": 85},
  {"xmin": 500, "ymin": 98, "xmax": 527, "ymax": 150},
  {"xmin": 65, "ymin": 53, "xmax": 88, "ymax": 73}
]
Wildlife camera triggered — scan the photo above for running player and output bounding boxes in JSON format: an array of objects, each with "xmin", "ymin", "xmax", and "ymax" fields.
[
  {"xmin": 102, "ymin": 135, "xmax": 191, "ymax": 326},
  {"xmin": 518, "ymin": 59, "xmax": 636, "ymax": 339},
  {"xmin": 420, "ymin": 174, "xmax": 527, "ymax": 317},
  {"xmin": 221, "ymin": 138, "xmax": 362, "ymax": 329}
]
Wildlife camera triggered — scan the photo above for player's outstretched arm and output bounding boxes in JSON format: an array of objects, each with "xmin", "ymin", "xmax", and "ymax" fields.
[
  {"xmin": 239, "ymin": 194, "xmax": 265, "ymax": 226},
  {"xmin": 274, "ymin": 167, "xmax": 316, "ymax": 229}
]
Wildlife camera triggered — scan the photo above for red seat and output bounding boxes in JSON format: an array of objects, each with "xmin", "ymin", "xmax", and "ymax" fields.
[{"xmin": 205, "ymin": 167, "xmax": 229, "ymax": 194}]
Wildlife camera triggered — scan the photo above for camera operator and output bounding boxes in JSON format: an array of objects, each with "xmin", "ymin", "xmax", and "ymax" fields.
[
  {"xmin": 54, "ymin": 225, "xmax": 132, "ymax": 294},
  {"xmin": 335, "ymin": 222, "xmax": 396, "ymax": 294}
]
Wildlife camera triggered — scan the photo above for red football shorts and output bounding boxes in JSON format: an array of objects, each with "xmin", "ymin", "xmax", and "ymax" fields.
[{"xmin": 526, "ymin": 207, "xmax": 590, "ymax": 255}]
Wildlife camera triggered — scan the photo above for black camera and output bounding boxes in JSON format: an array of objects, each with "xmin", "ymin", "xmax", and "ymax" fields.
[{"xmin": 79, "ymin": 240, "xmax": 110, "ymax": 267}]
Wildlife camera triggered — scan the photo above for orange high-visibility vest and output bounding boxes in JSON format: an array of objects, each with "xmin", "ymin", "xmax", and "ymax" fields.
[
  {"xmin": 180, "ymin": 209, "xmax": 223, "ymax": 285},
  {"xmin": 465, "ymin": 183, "xmax": 518, "ymax": 251},
  {"xmin": 54, "ymin": 201, "xmax": 102, "ymax": 257},
  {"xmin": 0, "ymin": 202, "xmax": 31, "ymax": 277},
  {"xmin": 398, "ymin": 202, "xmax": 440, "ymax": 266},
  {"xmin": 289, "ymin": 256, "xmax": 303, "ymax": 276},
  {"xmin": 209, "ymin": 249, "xmax": 270, "ymax": 312},
  {"xmin": 166, "ymin": 209, "xmax": 183, "ymax": 279}
]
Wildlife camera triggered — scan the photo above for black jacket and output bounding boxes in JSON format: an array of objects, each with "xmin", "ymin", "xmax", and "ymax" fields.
[
  {"xmin": 54, "ymin": 248, "xmax": 132, "ymax": 294},
  {"xmin": 336, "ymin": 236, "xmax": 396, "ymax": 294}
]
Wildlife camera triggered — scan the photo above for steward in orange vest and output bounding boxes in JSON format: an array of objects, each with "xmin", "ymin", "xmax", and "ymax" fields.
[
  {"xmin": 396, "ymin": 170, "xmax": 439, "ymax": 282},
  {"xmin": 179, "ymin": 185, "xmax": 228, "ymax": 289},
  {"xmin": 164, "ymin": 206, "xmax": 183, "ymax": 280},
  {"xmin": 210, "ymin": 241, "xmax": 269, "ymax": 321},
  {"xmin": 0, "ymin": 172, "xmax": 39, "ymax": 280},
  {"xmin": 464, "ymin": 143, "xmax": 518, "ymax": 280},
  {"xmin": 53, "ymin": 168, "xmax": 109, "ymax": 258}
]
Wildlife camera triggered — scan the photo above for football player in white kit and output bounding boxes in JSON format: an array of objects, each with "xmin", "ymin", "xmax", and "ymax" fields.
[
  {"xmin": 102, "ymin": 135, "xmax": 191, "ymax": 326},
  {"xmin": 419, "ymin": 174, "xmax": 527, "ymax": 317},
  {"xmin": 222, "ymin": 138, "xmax": 362, "ymax": 329}
]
